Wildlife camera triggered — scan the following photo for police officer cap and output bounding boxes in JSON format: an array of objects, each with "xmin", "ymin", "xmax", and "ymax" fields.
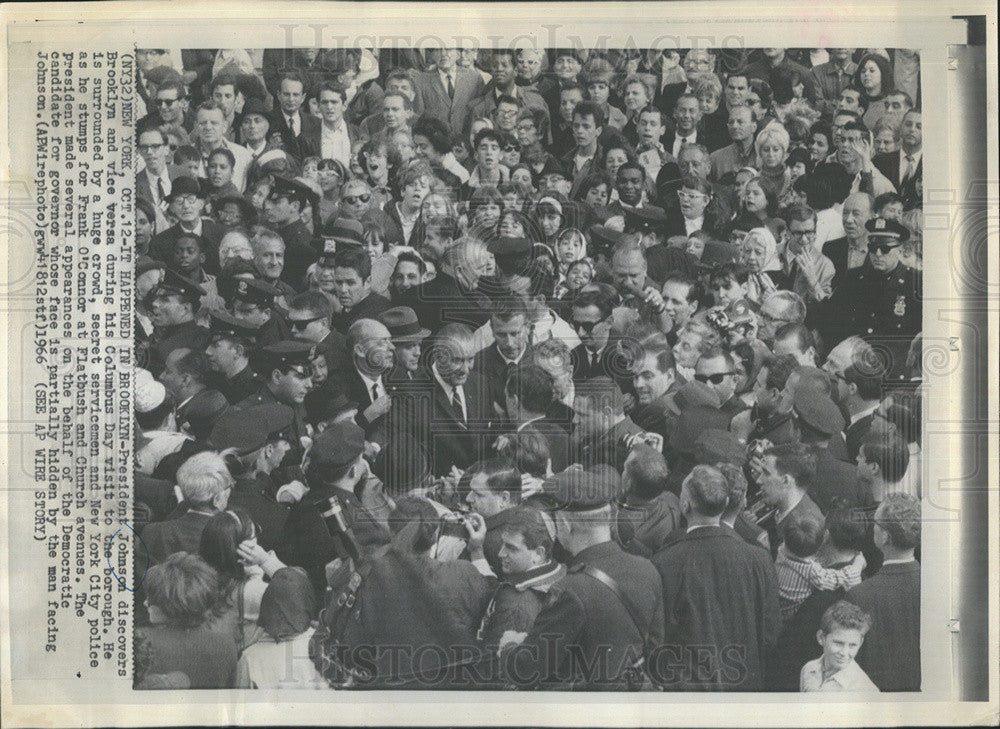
[
  {"xmin": 865, "ymin": 216, "xmax": 910, "ymax": 243},
  {"xmin": 543, "ymin": 466, "xmax": 622, "ymax": 512},
  {"xmin": 269, "ymin": 175, "xmax": 313, "ymax": 207},
  {"xmin": 152, "ymin": 267, "xmax": 207, "ymax": 302},
  {"xmin": 260, "ymin": 341, "xmax": 314, "ymax": 372},
  {"xmin": 228, "ymin": 277, "xmax": 278, "ymax": 308},
  {"xmin": 209, "ymin": 309, "xmax": 260, "ymax": 343},
  {"xmin": 210, "ymin": 403, "xmax": 295, "ymax": 453},
  {"xmin": 793, "ymin": 386, "xmax": 845, "ymax": 436},
  {"xmin": 588, "ymin": 224, "xmax": 625, "ymax": 252},
  {"xmin": 624, "ymin": 205, "xmax": 666, "ymax": 233},
  {"xmin": 310, "ymin": 420, "xmax": 366, "ymax": 469}
]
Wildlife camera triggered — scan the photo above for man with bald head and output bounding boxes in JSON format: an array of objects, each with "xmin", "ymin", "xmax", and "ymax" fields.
[
  {"xmin": 341, "ymin": 318, "xmax": 396, "ymax": 431},
  {"xmin": 709, "ymin": 104, "xmax": 756, "ymax": 181},
  {"xmin": 823, "ymin": 191, "xmax": 873, "ymax": 292}
]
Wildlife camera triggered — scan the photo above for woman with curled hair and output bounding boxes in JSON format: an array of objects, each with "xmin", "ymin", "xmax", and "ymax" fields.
[
  {"xmin": 199, "ymin": 507, "xmax": 289, "ymax": 650},
  {"xmin": 136, "ymin": 552, "xmax": 238, "ymax": 689},
  {"xmin": 754, "ymin": 122, "xmax": 792, "ymax": 200}
]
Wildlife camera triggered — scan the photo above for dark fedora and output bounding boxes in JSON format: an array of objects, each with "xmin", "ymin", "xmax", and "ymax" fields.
[{"xmin": 378, "ymin": 306, "xmax": 430, "ymax": 342}]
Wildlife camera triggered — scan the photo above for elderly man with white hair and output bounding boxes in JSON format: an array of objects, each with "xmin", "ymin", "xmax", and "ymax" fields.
[{"xmin": 140, "ymin": 451, "xmax": 234, "ymax": 564}]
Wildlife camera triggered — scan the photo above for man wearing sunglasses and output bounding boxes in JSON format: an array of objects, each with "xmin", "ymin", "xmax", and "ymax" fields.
[
  {"xmin": 569, "ymin": 288, "xmax": 617, "ymax": 383},
  {"xmin": 286, "ymin": 290, "xmax": 349, "ymax": 376},
  {"xmin": 139, "ymin": 78, "xmax": 193, "ymax": 136},
  {"xmin": 826, "ymin": 217, "xmax": 921, "ymax": 380},
  {"xmin": 694, "ymin": 347, "xmax": 747, "ymax": 417}
]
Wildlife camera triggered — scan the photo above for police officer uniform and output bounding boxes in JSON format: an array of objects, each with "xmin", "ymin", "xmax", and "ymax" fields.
[
  {"xmin": 503, "ymin": 468, "xmax": 664, "ymax": 690},
  {"xmin": 223, "ymin": 277, "xmax": 291, "ymax": 348},
  {"xmin": 827, "ymin": 218, "xmax": 921, "ymax": 379},
  {"xmin": 277, "ymin": 421, "xmax": 391, "ymax": 595},
  {"xmin": 238, "ymin": 341, "xmax": 313, "ymax": 447},
  {"xmin": 147, "ymin": 269, "xmax": 212, "ymax": 373},
  {"xmin": 209, "ymin": 403, "xmax": 297, "ymax": 551},
  {"xmin": 269, "ymin": 176, "xmax": 319, "ymax": 287},
  {"xmin": 208, "ymin": 310, "xmax": 263, "ymax": 404}
]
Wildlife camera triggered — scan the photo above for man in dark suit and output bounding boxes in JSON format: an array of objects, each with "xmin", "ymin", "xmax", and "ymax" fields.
[
  {"xmin": 651, "ymin": 464, "xmax": 780, "ymax": 691},
  {"xmin": 662, "ymin": 93, "xmax": 704, "ymax": 160},
  {"xmin": 140, "ymin": 451, "xmax": 235, "ymax": 565},
  {"xmin": 573, "ymin": 377, "xmax": 644, "ymax": 472},
  {"xmin": 267, "ymin": 70, "xmax": 321, "ymax": 163},
  {"xmin": 873, "ymin": 109, "xmax": 922, "ymax": 210},
  {"xmin": 413, "ymin": 47, "xmax": 486, "ymax": 136},
  {"xmin": 474, "ymin": 304, "xmax": 534, "ymax": 417},
  {"xmin": 502, "ymin": 364, "xmax": 570, "ymax": 473},
  {"xmin": 339, "ymin": 318, "xmax": 396, "ymax": 435},
  {"xmin": 756, "ymin": 442, "xmax": 826, "ymax": 557},
  {"xmin": 205, "ymin": 311, "xmax": 262, "ymax": 405},
  {"xmin": 847, "ymin": 494, "xmax": 921, "ymax": 691},
  {"xmin": 821, "ymin": 191, "xmax": 873, "ymax": 296},
  {"xmin": 159, "ymin": 347, "xmax": 228, "ymax": 439},
  {"xmin": 415, "ymin": 323, "xmax": 495, "ymax": 477},
  {"xmin": 329, "ymin": 246, "xmax": 392, "ymax": 335},
  {"xmin": 399, "ymin": 238, "xmax": 493, "ymax": 334},
  {"xmin": 149, "ymin": 176, "xmax": 226, "ymax": 273},
  {"xmin": 136, "ymin": 127, "xmax": 184, "ymax": 212},
  {"xmin": 568, "ymin": 288, "xmax": 618, "ymax": 383}
]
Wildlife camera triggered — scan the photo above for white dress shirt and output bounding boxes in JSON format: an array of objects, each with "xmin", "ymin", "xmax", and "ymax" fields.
[
  {"xmin": 671, "ymin": 130, "xmax": 697, "ymax": 159},
  {"xmin": 321, "ymin": 122, "xmax": 351, "ymax": 169}
]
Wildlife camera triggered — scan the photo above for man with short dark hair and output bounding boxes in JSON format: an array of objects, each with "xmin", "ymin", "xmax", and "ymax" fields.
[
  {"xmin": 616, "ymin": 445, "xmax": 682, "ymax": 557},
  {"xmin": 573, "ymin": 377, "xmax": 644, "ymax": 471},
  {"xmin": 847, "ymin": 494, "xmax": 921, "ymax": 691},
  {"xmin": 503, "ymin": 364, "xmax": 569, "ymax": 473},
  {"xmin": 330, "ymin": 246, "xmax": 392, "ymax": 334},
  {"xmin": 629, "ymin": 346, "xmax": 679, "ymax": 442},
  {"xmin": 561, "ymin": 100, "xmax": 606, "ymax": 197},
  {"xmin": 268, "ymin": 71, "xmax": 321, "ymax": 162},
  {"xmin": 303, "ymin": 81, "xmax": 360, "ymax": 168},
  {"xmin": 651, "ymin": 464, "xmax": 780, "ymax": 691},
  {"xmin": 469, "ymin": 49, "xmax": 547, "ymax": 127},
  {"xmin": 694, "ymin": 347, "xmax": 746, "ymax": 416},
  {"xmin": 756, "ymin": 443, "xmax": 826, "ymax": 555}
]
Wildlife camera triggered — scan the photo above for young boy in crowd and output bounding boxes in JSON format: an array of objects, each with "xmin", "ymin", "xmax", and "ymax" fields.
[
  {"xmin": 173, "ymin": 145, "xmax": 202, "ymax": 180},
  {"xmin": 800, "ymin": 600, "xmax": 879, "ymax": 692},
  {"xmin": 205, "ymin": 147, "xmax": 240, "ymax": 204},
  {"xmin": 775, "ymin": 513, "xmax": 866, "ymax": 623}
]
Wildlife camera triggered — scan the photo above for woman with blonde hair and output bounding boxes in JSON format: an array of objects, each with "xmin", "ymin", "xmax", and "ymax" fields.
[{"xmin": 754, "ymin": 122, "xmax": 792, "ymax": 200}]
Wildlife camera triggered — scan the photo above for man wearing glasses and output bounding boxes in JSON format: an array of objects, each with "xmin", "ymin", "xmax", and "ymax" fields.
[
  {"xmin": 827, "ymin": 217, "xmax": 921, "ymax": 381},
  {"xmin": 286, "ymin": 290, "xmax": 349, "ymax": 377},
  {"xmin": 569, "ymin": 289, "xmax": 617, "ymax": 384},
  {"xmin": 140, "ymin": 78, "xmax": 193, "ymax": 137},
  {"xmin": 136, "ymin": 127, "xmax": 181, "ymax": 213}
]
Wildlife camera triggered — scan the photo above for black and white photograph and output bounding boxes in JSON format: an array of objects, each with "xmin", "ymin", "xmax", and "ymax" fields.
[{"xmin": 1, "ymin": 2, "xmax": 996, "ymax": 726}]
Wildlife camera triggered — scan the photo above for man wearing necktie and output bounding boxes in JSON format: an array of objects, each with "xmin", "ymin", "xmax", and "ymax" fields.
[
  {"xmin": 666, "ymin": 93, "xmax": 703, "ymax": 160},
  {"xmin": 414, "ymin": 47, "xmax": 485, "ymax": 137},
  {"xmin": 136, "ymin": 127, "xmax": 179, "ymax": 214},
  {"xmin": 268, "ymin": 70, "xmax": 320, "ymax": 162},
  {"xmin": 413, "ymin": 322, "xmax": 493, "ymax": 476},
  {"xmin": 874, "ymin": 109, "xmax": 922, "ymax": 211}
]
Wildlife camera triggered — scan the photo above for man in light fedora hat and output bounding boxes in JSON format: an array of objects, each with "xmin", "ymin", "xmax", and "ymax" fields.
[{"xmin": 379, "ymin": 306, "xmax": 431, "ymax": 382}]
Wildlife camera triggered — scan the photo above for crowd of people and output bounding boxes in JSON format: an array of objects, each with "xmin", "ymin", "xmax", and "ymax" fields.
[{"xmin": 132, "ymin": 44, "xmax": 924, "ymax": 692}]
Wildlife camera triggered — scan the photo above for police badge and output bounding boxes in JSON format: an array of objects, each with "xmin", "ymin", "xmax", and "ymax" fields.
[{"xmin": 894, "ymin": 295, "xmax": 907, "ymax": 316}]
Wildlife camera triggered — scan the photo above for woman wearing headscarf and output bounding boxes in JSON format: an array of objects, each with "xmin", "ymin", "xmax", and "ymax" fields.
[
  {"xmin": 235, "ymin": 567, "xmax": 327, "ymax": 688},
  {"xmin": 740, "ymin": 226, "xmax": 791, "ymax": 305}
]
